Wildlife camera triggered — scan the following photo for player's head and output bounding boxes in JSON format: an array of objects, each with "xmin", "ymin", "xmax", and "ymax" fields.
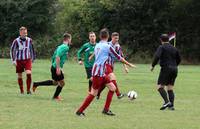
[
  {"xmin": 89, "ymin": 32, "xmax": 96, "ymax": 44},
  {"xmin": 63, "ymin": 32, "xmax": 72, "ymax": 45},
  {"xmin": 19, "ymin": 26, "xmax": 27, "ymax": 38},
  {"xmin": 99, "ymin": 28, "xmax": 109, "ymax": 41},
  {"xmin": 160, "ymin": 34, "xmax": 169, "ymax": 44},
  {"xmin": 111, "ymin": 32, "xmax": 119, "ymax": 44}
]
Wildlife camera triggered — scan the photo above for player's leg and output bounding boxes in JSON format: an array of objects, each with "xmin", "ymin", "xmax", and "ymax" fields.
[
  {"xmin": 33, "ymin": 80, "xmax": 57, "ymax": 92},
  {"xmin": 76, "ymin": 77, "xmax": 100, "ymax": 116},
  {"xmin": 52, "ymin": 79, "xmax": 65, "ymax": 100},
  {"xmin": 109, "ymin": 72, "xmax": 124, "ymax": 99},
  {"xmin": 24, "ymin": 59, "xmax": 33, "ymax": 94},
  {"xmin": 17, "ymin": 73, "xmax": 24, "ymax": 94},
  {"xmin": 167, "ymin": 85, "xmax": 175, "ymax": 110},
  {"xmin": 102, "ymin": 76, "xmax": 116, "ymax": 116},
  {"xmin": 86, "ymin": 67, "xmax": 93, "ymax": 92},
  {"xmin": 16, "ymin": 60, "xmax": 24, "ymax": 94}
]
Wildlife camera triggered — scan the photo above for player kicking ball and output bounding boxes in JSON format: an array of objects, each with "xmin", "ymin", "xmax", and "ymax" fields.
[
  {"xmin": 32, "ymin": 33, "xmax": 72, "ymax": 101},
  {"xmin": 96, "ymin": 32, "xmax": 129, "ymax": 99},
  {"xmin": 76, "ymin": 28, "xmax": 136, "ymax": 116},
  {"xmin": 10, "ymin": 26, "xmax": 35, "ymax": 94}
]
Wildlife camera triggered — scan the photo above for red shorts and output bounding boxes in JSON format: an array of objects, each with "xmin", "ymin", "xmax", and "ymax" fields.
[
  {"xmin": 105, "ymin": 64, "xmax": 113, "ymax": 75},
  {"xmin": 92, "ymin": 76, "xmax": 111, "ymax": 90},
  {"xmin": 16, "ymin": 59, "xmax": 32, "ymax": 73}
]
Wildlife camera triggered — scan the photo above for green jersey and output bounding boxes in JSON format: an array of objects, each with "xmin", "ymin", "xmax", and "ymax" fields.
[
  {"xmin": 52, "ymin": 43, "xmax": 69, "ymax": 68},
  {"xmin": 77, "ymin": 42, "xmax": 95, "ymax": 68}
]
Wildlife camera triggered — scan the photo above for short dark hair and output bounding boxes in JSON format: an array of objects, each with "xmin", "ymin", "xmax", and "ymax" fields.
[
  {"xmin": 111, "ymin": 32, "xmax": 119, "ymax": 37},
  {"xmin": 63, "ymin": 32, "xmax": 71, "ymax": 39},
  {"xmin": 99, "ymin": 28, "xmax": 109, "ymax": 39},
  {"xmin": 160, "ymin": 34, "xmax": 169, "ymax": 42},
  {"xmin": 89, "ymin": 31, "xmax": 95, "ymax": 36},
  {"xmin": 19, "ymin": 26, "xmax": 27, "ymax": 31}
]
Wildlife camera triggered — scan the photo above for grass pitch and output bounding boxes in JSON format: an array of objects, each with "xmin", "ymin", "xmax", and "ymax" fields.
[{"xmin": 0, "ymin": 59, "xmax": 200, "ymax": 129}]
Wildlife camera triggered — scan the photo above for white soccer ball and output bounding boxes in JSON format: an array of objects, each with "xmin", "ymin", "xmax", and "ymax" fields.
[{"xmin": 127, "ymin": 90, "xmax": 138, "ymax": 100}]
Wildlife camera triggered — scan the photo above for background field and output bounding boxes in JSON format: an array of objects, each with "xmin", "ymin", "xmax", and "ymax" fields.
[{"xmin": 0, "ymin": 59, "xmax": 199, "ymax": 129}]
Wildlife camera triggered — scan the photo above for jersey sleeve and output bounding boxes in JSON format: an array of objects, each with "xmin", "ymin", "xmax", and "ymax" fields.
[
  {"xmin": 109, "ymin": 46, "xmax": 122, "ymax": 61},
  {"xmin": 116, "ymin": 44, "xmax": 124, "ymax": 57},
  {"xmin": 77, "ymin": 43, "xmax": 87, "ymax": 61},
  {"xmin": 29, "ymin": 38, "xmax": 36, "ymax": 62},
  {"xmin": 152, "ymin": 45, "xmax": 162, "ymax": 67},
  {"xmin": 10, "ymin": 39, "xmax": 17, "ymax": 62}
]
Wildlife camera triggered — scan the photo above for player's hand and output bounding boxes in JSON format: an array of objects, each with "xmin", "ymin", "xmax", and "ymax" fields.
[
  {"xmin": 79, "ymin": 61, "xmax": 83, "ymax": 65},
  {"xmin": 129, "ymin": 63, "xmax": 136, "ymax": 68},
  {"xmin": 12, "ymin": 61, "xmax": 16, "ymax": 66},
  {"xmin": 56, "ymin": 67, "xmax": 61, "ymax": 75},
  {"xmin": 150, "ymin": 66, "xmax": 154, "ymax": 72}
]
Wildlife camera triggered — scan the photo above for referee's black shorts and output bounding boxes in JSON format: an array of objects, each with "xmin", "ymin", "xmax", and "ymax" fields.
[
  {"xmin": 85, "ymin": 67, "xmax": 92, "ymax": 79},
  {"xmin": 51, "ymin": 66, "xmax": 64, "ymax": 81},
  {"xmin": 157, "ymin": 66, "xmax": 178, "ymax": 86}
]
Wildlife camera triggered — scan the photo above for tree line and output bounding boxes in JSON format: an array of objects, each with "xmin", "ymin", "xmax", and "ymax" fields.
[{"xmin": 0, "ymin": 0, "xmax": 199, "ymax": 63}]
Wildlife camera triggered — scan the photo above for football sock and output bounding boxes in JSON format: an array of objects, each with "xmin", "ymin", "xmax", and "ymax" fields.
[
  {"xmin": 26, "ymin": 74, "xmax": 32, "ymax": 92},
  {"xmin": 168, "ymin": 90, "xmax": 175, "ymax": 106},
  {"xmin": 34, "ymin": 80, "xmax": 54, "ymax": 86},
  {"xmin": 18, "ymin": 78, "xmax": 24, "ymax": 93},
  {"xmin": 158, "ymin": 88, "xmax": 169, "ymax": 103},
  {"xmin": 77, "ymin": 94, "xmax": 95, "ymax": 113},
  {"xmin": 111, "ymin": 80, "xmax": 120, "ymax": 96},
  {"xmin": 88, "ymin": 80, "xmax": 92, "ymax": 92},
  {"xmin": 53, "ymin": 85, "xmax": 63, "ymax": 98},
  {"xmin": 104, "ymin": 90, "xmax": 114, "ymax": 112}
]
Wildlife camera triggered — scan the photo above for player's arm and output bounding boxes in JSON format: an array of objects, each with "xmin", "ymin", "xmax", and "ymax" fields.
[
  {"xmin": 29, "ymin": 39, "xmax": 36, "ymax": 62},
  {"xmin": 89, "ymin": 53, "xmax": 95, "ymax": 61},
  {"xmin": 118, "ymin": 45, "xmax": 129, "ymax": 73},
  {"xmin": 151, "ymin": 46, "xmax": 162, "ymax": 71},
  {"xmin": 109, "ymin": 46, "xmax": 136, "ymax": 68},
  {"xmin": 55, "ymin": 47, "xmax": 67, "ymax": 75},
  {"xmin": 77, "ymin": 44, "xmax": 87, "ymax": 65},
  {"xmin": 10, "ymin": 40, "xmax": 17, "ymax": 66}
]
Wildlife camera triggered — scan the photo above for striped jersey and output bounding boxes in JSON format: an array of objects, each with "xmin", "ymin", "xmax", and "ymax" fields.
[
  {"xmin": 106, "ymin": 41, "xmax": 124, "ymax": 67},
  {"xmin": 10, "ymin": 37, "xmax": 35, "ymax": 62},
  {"xmin": 92, "ymin": 40, "xmax": 122, "ymax": 77}
]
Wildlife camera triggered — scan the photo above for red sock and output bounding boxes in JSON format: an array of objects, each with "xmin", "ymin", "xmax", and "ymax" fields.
[
  {"xmin": 26, "ymin": 74, "xmax": 32, "ymax": 92},
  {"xmin": 77, "ymin": 94, "xmax": 95, "ymax": 113},
  {"xmin": 18, "ymin": 78, "xmax": 24, "ymax": 93},
  {"xmin": 104, "ymin": 90, "xmax": 114, "ymax": 111},
  {"xmin": 112, "ymin": 80, "xmax": 120, "ymax": 96}
]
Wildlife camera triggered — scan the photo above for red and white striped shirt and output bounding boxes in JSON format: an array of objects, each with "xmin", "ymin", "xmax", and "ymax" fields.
[
  {"xmin": 10, "ymin": 37, "xmax": 35, "ymax": 62},
  {"xmin": 106, "ymin": 41, "xmax": 124, "ymax": 67}
]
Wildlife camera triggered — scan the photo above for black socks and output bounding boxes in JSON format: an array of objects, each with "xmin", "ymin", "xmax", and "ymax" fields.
[
  {"xmin": 34, "ymin": 80, "xmax": 54, "ymax": 86},
  {"xmin": 158, "ymin": 88, "xmax": 169, "ymax": 104},
  {"xmin": 53, "ymin": 86, "xmax": 63, "ymax": 98},
  {"xmin": 167, "ymin": 90, "xmax": 175, "ymax": 106}
]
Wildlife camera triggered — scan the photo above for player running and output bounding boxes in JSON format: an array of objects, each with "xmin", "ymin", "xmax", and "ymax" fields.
[
  {"xmin": 76, "ymin": 28, "xmax": 136, "ymax": 116},
  {"xmin": 10, "ymin": 26, "xmax": 35, "ymax": 94},
  {"xmin": 32, "ymin": 33, "xmax": 72, "ymax": 101},
  {"xmin": 151, "ymin": 34, "xmax": 181, "ymax": 110},
  {"xmin": 77, "ymin": 32, "xmax": 96, "ymax": 92},
  {"xmin": 96, "ymin": 32, "xmax": 128, "ymax": 99}
]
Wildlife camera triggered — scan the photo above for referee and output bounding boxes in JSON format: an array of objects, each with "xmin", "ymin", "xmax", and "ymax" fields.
[{"xmin": 151, "ymin": 34, "xmax": 181, "ymax": 110}]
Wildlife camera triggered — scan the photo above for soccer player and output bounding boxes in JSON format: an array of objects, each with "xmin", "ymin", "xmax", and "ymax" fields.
[
  {"xmin": 97, "ymin": 32, "xmax": 129, "ymax": 99},
  {"xmin": 10, "ymin": 26, "xmax": 35, "ymax": 94},
  {"xmin": 77, "ymin": 32, "xmax": 96, "ymax": 92},
  {"xmin": 76, "ymin": 28, "xmax": 135, "ymax": 116},
  {"xmin": 32, "ymin": 33, "xmax": 72, "ymax": 101},
  {"xmin": 151, "ymin": 34, "xmax": 181, "ymax": 110}
]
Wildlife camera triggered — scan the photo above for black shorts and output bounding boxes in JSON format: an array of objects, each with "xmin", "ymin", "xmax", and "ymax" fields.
[
  {"xmin": 51, "ymin": 66, "xmax": 64, "ymax": 81},
  {"xmin": 85, "ymin": 67, "xmax": 92, "ymax": 79},
  {"xmin": 157, "ymin": 66, "xmax": 178, "ymax": 86}
]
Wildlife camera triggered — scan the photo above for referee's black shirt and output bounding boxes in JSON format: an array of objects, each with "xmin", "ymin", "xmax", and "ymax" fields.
[{"xmin": 152, "ymin": 43, "xmax": 181, "ymax": 68}]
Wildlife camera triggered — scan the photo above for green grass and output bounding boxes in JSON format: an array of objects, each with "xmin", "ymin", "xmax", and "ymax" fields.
[{"xmin": 0, "ymin": 59, "xmax": 200, "ymax": 129}]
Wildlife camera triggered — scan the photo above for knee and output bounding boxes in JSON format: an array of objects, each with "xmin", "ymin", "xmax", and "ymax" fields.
[
  {"xmin": 60, "ymin": 81, "xmax": 65, "ymax": 87},
  {"xmin": 157, "ymin": 85, "xmax": 164, "ymax": 91}
]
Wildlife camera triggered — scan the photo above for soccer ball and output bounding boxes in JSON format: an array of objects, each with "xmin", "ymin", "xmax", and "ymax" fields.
[{"xmin": 127, "ymin": 90, "xmax": 138, "ymax": 100}]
